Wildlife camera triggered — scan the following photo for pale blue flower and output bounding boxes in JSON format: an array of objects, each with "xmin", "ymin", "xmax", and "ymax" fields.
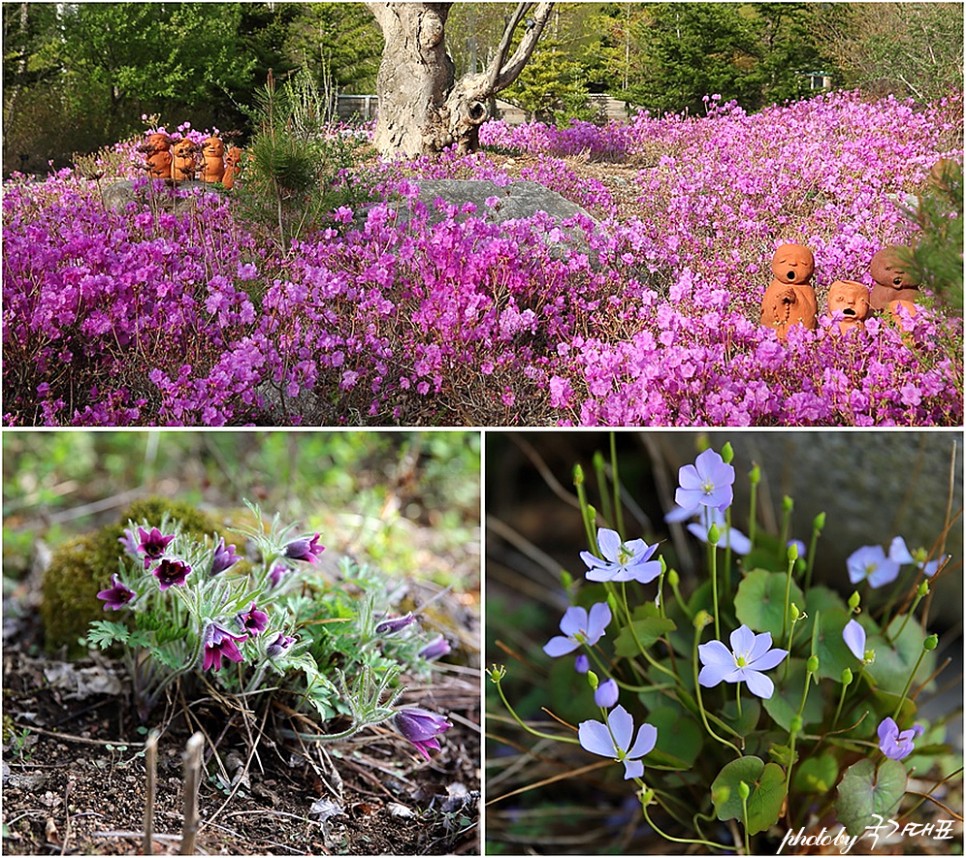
[
  {"xmin": 675, "ymin": 448, "xmax": 734, "ymax": 512},
  {"xmin": 842, "ymin": 619, "xmax": 866, "ymax": 661},
  {"xmin": 847, "ymin": 544, "xmax": 900, "ymax": 588},
  {"xmin": 543, "ymin": 603, "xmax": 611, "ymax": 657},
  {"xmin": 877, "ymin": 717, "xmax": 923, "ymax": 761},
  {"xmin": 594, "ymin": 678, "xmax": 619, "ymax": 709},
  {"xmin": 580, "ymin": 527, "xmax": 661, "ymax": 584},
  {"xmin": 578, "ymin": 704, "xmax": 657, "ymax": 780},
  {"xmin": 698, "ymin": 625, "xmax": 788, "ymax": 699}
]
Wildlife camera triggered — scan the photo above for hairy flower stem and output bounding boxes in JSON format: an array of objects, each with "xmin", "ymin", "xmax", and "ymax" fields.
[
  {"xmin": 610, "ymin": 433, "xmax": 625, "ymax": 537},
  {"xmin": 692, "ymin": 625, "xmax": 741, "ymax": 756}
]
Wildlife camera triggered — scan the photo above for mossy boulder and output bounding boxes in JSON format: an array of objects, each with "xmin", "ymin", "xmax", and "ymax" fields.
[{"xmin": 40, "ymin": 497, "xmax": 220, "ymax": 656}]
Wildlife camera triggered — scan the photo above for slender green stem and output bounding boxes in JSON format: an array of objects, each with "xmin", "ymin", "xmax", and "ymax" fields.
[
  {"xmin": 736, "ymin": 683, "xmax": 743, "ymax": 720},
  {"xmin": 610, "ymin": 433, "xmax": 624, "ymax": 536},
  {"xmin": 692, "ymin": 624, "xmax": 742, "ymax": 756},
  {"xmin": 585, "ymin": 643, "xmax": 670, "ymax": 694},
  {"xmin": 710, "ymin": 540, "xmax": 721, "ymax": 640},
  {"xmin": 574, "ymin": 465, "xmax": 597, "ymax": 551},
  {"xmin": 639, "ymin": 791, "xmax": 731, "ymax": 852},
  {"xmin": 784, "ymin": 727, "xmax": 799, "ymax": 806},
  {"xmin": 778, "ymin": 497, "xmax": 793, "ymax": 564},
  {"xmin": 491, "ymin": 673, "xmax": 581, "ymax": 745},
  {"xmin": 656, "ymin": 561, "xmax": 667, "ymax": 619},
  {"xmin": 723, "ymin": 507, "xmax": 733, "ymax": 594},
  {"xmin": 781, "ymin": 551, "xmax": 795, "ymax": 640},
  {"xmin": 610, "ymin": 582, "xmax": 680, "ymax": 685},
  {"xmin": 832, "ymin": 681, "xmax": 849, "ymax": 731},
  {"xmin": 669, "ymin": 571, "xmax": 693, "ymax": 621},
  {"xmin": 592, "ymin": 451, "xmax": 613, "ymax": 527},
  {"xmin": 892, "ymin": 587, "xmax": 927, "ymax": 644},
  {"xmin": 891, "ymin": 648, "xmax": 928, "ymax": 722},
  {"xmin": 740, "ymin": 786, "xmax": 752, "ymax": 856},
  {"xmin": 803, "ymin": 513, "xmax": 824, "ymax": 591},
  {"xmin": 748, "ymin": 466, "xmax": 759, "ymax": 546}
]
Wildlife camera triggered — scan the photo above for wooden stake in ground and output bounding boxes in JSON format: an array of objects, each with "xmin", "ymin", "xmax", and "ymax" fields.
[
  {"xmin": 180, "ymin": 732, "xmax": 204, "ymax": 855},
  {"xmin": 143, "ymin": 730, "xmax": 159, "ymax": 855}
]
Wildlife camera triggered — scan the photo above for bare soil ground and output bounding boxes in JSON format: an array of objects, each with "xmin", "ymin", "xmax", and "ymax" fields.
[{"xmin": 2, "ymin": 590, "xmax": 479, "ymax": 855}]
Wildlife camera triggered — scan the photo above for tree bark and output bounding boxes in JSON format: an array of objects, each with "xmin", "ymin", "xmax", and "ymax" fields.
[{"xmin": 366, "ymin": 1, "xmax": 553, "ymax": 157}]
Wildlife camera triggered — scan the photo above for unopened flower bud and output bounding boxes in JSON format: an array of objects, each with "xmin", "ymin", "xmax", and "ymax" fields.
[
  {"xmin": 813, "ymin": 511, "xmax": 826, "ymax": 531},
  {"xmin": 790, "ymin": 715, "xmax": 803, "ymax": 734},
  {"xmin": 806, "ymin": 655, "xmax": 820, "ymax": 674},
  {"xmin": 782, "ymin": 496, "xmax": 794, "ymax": 512},
  {"xmin": 594, "ymin": 678, "xmax": 619, "ymax": 709},
  {"xmin": 789, "ymin": 603, "xmax": 801, "ymax": 622},
  {"xmin": 573, "ymin": 464, "xmax": 585, "ymax": 485},
  {"xmin": 848, "ymin": 591, "xmax": 861, "ymax": 612},
  {"xmin": 721, "ymin": 442, "xmax": 734, "ymax": 464},
  {"xmin": 574, "ymin": 654, "xmax": 590, "ymax": 674},
  {"xmin": 587, "ymin": 670, "xmax": 600, "ymax": 690},
  {"xmin": 841, "ymin": 667, "xmax": 853, "ymax": 686},
  {"xmin": 560, "ymin": 570, "xmax": 574, "ymax": 590},
  {"xmin": 924, "ymin": 634, "xmax": 939, "ymax": 651},
  {"xmin": 693, "ymin": 610, "xmax": 713, "ymax": 630},
  {"xmin": 738, "ymin": 781, "xmax": 751, "ymax": 800},
  {"xmin": 667, "ymin": 568, "xmax": 680, "ymax": 587},
  {"xmin": 749, "ymin": 464, "xmax": 761, "ymax": 485},
  {"xmin": 708, "ymin": 523, "xmax": 720, "ymax": 545},
  {"xmin": 917, "ymin": 580, "xmax": 929, "ymax": 598},
  {"xmin": 787, "ymin": 542, "xmax": 799, "ymax": 562},
  {"xmin": 375, "ymin": 613, "xmax": 417, "ymax": 635}
]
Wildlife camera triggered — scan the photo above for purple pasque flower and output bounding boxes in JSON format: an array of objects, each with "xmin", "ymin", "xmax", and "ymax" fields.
[
  {"xmin": 137, "ymin": 526, "xmax": 175, "ymax": 567},
  {"xmin": 266, "ymin": 631, "xmax": 296, "ymax": 658},
  {"xmin": 877, "ymin": 717, "xmax": 924, "ymax": 761},
  {"xmin": 578, "ymin": 704, "xmax": 657, "ymax": 780},
  {"xmin": 594, "ymin": 678, "xmax": 619, "ymax": 709},
  {"xmin": 842, "ymin": 619, "xmax": 866, "ymax": 661},
  {"xmin": 268, "ymin": 563, "xmax": 290, "ymax": 588},
  {"xmin": 283, "ymin": 533, "xmax": 324, "ymax": 564},
  {"xmin": 847, "ymin": 544, "xmax": 901, "ymax": 588},
  {"xmin": 96, "ymin": 574, "xmax": 137, "ymax": 610},
  {"xmin": 419, "ymin": 635, "xmax": 451, "ymax": 660},
  {"xmin": 393, "ymin": 708, "xmax": 452, "ymax": 760},
  {"xmin": 698, "ymin": 625, "xmax": 788, "ymax": 699},
  {"xmin": 375, "ymin": 613, "xmax": 417, "ymax": 635},
  {"xmin": 202, "ymin": 622, "xmax": 248, "ymax": 671},
  {"xmin": 237, "ymin": 601, "xmax": 269, "ymax": 636},
  {"xmin": 210, "ymin": 537, "xmax": 239, "ymax": 575},
  {"xmin": 580, "ymin": 527, "xmax": 661, "ymax": 584},
  {"xmin": 543, "ymin": 602, "xmax": 612, "ymax": 657},
  {"xmin": 153, "ymin": 558, "xmax": 192, "ymax": 590},
  {"xmin": 675, "ymin": 448, "xmax": 735, "ymax": 512}
]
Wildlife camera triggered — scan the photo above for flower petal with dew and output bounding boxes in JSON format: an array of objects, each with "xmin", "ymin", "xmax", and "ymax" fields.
[
  {"xmin": 843, "ymin": 619, "xmax": 866, "ymax": 661},
  {"xmin": 210, "ymin": 537, "xmax": 239, "ymax": 575},
  {"xmin": 283, "ymin": 533, "xmax": 324, "ymax": 564},
  {"xmin": 877, "ymin": 717, "xmax": 924, "ymax": 761},
  {"xmin": 137, "ymin": 526, "xmax": 175, "ymax": 567},
  {"xmin": 153, "ymin": 558, "xmax": 191, "ymax": 590},
  {"xmin": 394, "ymin": 708, "xmax": 452, "ymax": 760},
  {"xmin": 675, "ymin": 448, "xmax": 734, "ymax": 512},
  {"xmin": 698, "ymin": 625, "xmax": 788, "ymax": 699},
  {"xmin": 237, "ymin": 602, "xmax": 269, "ymax": 636},
  {"xmin": 202, "ymin": 621, "xmax": 248, "ymax": 671},
  {"xmin": 578, "ymin": 704, "xmax": 657, "ymax": 780},
  {"xmin": 847, "ymin": 544, "xmax": 900, "ymax": 588},
  {"xmin": 594, "ymin": 678, "xmax": 619, "ymax": 709},
  {"xmin": 580, "ymin": 527, "xmax": 661, "ymax": 584},
  {"xmin": 97, "ymin": 574, "xmax": 136, "ymax": 610},
  {"xmin": 543, "ymin": 602, "xmax": 612, "ymax": 657}
]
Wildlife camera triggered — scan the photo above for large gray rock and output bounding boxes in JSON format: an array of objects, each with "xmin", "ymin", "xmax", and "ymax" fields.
[{"xmin": 100, "ymin": 179, "xmax": 224, "ymax": 213}]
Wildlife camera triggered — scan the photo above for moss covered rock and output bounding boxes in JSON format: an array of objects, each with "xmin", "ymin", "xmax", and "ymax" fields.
[{"xmin": 40, "ymin": 497, "xmax": 220, "ymax": 655}]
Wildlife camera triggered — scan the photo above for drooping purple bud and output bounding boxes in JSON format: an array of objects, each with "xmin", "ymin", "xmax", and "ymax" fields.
[
  {"xmin": 266, "ymin": 632, "xmax": 296, "ymax": 658},
  {"xmin": 375, "ymin": 613, "xmax": 416, "ymax": 635},
  {"xmin": 201, "ymin": 622, "xmax": 248, "ymax": 671},
  {"xmin": 418, "ymin": 635, "xmax": 451, "ymax": 660},
  {"xmin": 210, "ymin": 537, "xmax": 239, "ymax": 575},
  {"xmin": 283, "ymin": 533, "xmax": 324, "ymax": 564},
  {"xmin": 96, "ymin": 574, "xmax": 137, "ymax": 610},
  {"xmin": 393, "ymin": 708, "xmax": 452, "ymax": 760}
]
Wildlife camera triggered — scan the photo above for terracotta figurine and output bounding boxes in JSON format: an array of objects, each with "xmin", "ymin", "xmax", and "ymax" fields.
[
  {"xmin": 870, "ymin": 246, "xmax": 919, "ymax": 316},
  {"xmin": 199, "ymin": 136, "xmax": 226, "ymax": 184},
  {"xmin": 171, "ymin": 138, "xmax": 198, "ymax": 183},
  {"xmin": 760, "ymin": 243, "xmax": 818, "ymax": 338},
  {"xmin": 140, "ymin": 132, "xmax": 172, "ymax": 180},
  {"xmin": 826, "ymin": 280, "xmax": 870, "ymax": 334},
  {"xmin": 222, "ymin": 147, "xmax": 243, "ymax": 190}
]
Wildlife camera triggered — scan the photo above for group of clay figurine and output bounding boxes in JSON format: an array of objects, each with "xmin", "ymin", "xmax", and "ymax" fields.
[
  {"xmin": 138, "ymin": 132, "xmax": 243, "ymax": 189},
  {"xmin": 760, "ymin": 242, "xmax": 921, "ymax": 338}
]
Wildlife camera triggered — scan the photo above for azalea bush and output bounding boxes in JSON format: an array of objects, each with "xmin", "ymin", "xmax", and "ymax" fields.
[
  {"xmin": 489, "ymin": 439, "xmax": 960, "ymax": 853},
  {"xmin": 87, "ymin": 502, "xmax": 452, "ymax": 760},
  {"xmin": 3, "ymin": 90, "xmax": 963, "ymax": 426}
]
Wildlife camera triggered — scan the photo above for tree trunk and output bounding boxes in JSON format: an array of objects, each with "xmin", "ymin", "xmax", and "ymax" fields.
[{"xmin": 366, "ymin": 1, "xmax": 553, "ymax": 157}]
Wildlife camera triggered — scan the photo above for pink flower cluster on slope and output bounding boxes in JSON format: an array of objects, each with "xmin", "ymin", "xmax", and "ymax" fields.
[{"xmin": 2, "ymin": 91, "xmax": 962, "ymax": 426}]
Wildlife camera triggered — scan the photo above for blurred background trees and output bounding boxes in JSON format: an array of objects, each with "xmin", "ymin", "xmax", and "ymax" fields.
[{"xmin": 4, "ymin": 1, "xmax": 962, "ymax": 172}]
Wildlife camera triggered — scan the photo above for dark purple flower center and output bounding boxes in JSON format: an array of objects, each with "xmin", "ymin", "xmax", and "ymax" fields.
[{"xmin": 154, "ymin": 558, "xmax": 191, "ymax": 590}]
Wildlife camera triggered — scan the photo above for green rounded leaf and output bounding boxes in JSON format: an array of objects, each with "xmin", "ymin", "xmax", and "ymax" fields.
[
  {"xmin": 794, "ymin": 753, "xmax": 839, "ymax": 794},
  {"xmin": 711, "ymin": 756, "xmax": 786, "ymax": 835},
  {"xmin": 835, "ymin": 758, "xmax": 907, "ymax": 835},
  {"xmin": 734, "ymin": 569, "xmax": 803, "ymax": 638}
]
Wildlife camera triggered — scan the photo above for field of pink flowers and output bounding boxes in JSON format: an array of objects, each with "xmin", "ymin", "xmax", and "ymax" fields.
[{"xmin": 3, "ymin": 91, "xmax": 963, "ymax": 426}]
